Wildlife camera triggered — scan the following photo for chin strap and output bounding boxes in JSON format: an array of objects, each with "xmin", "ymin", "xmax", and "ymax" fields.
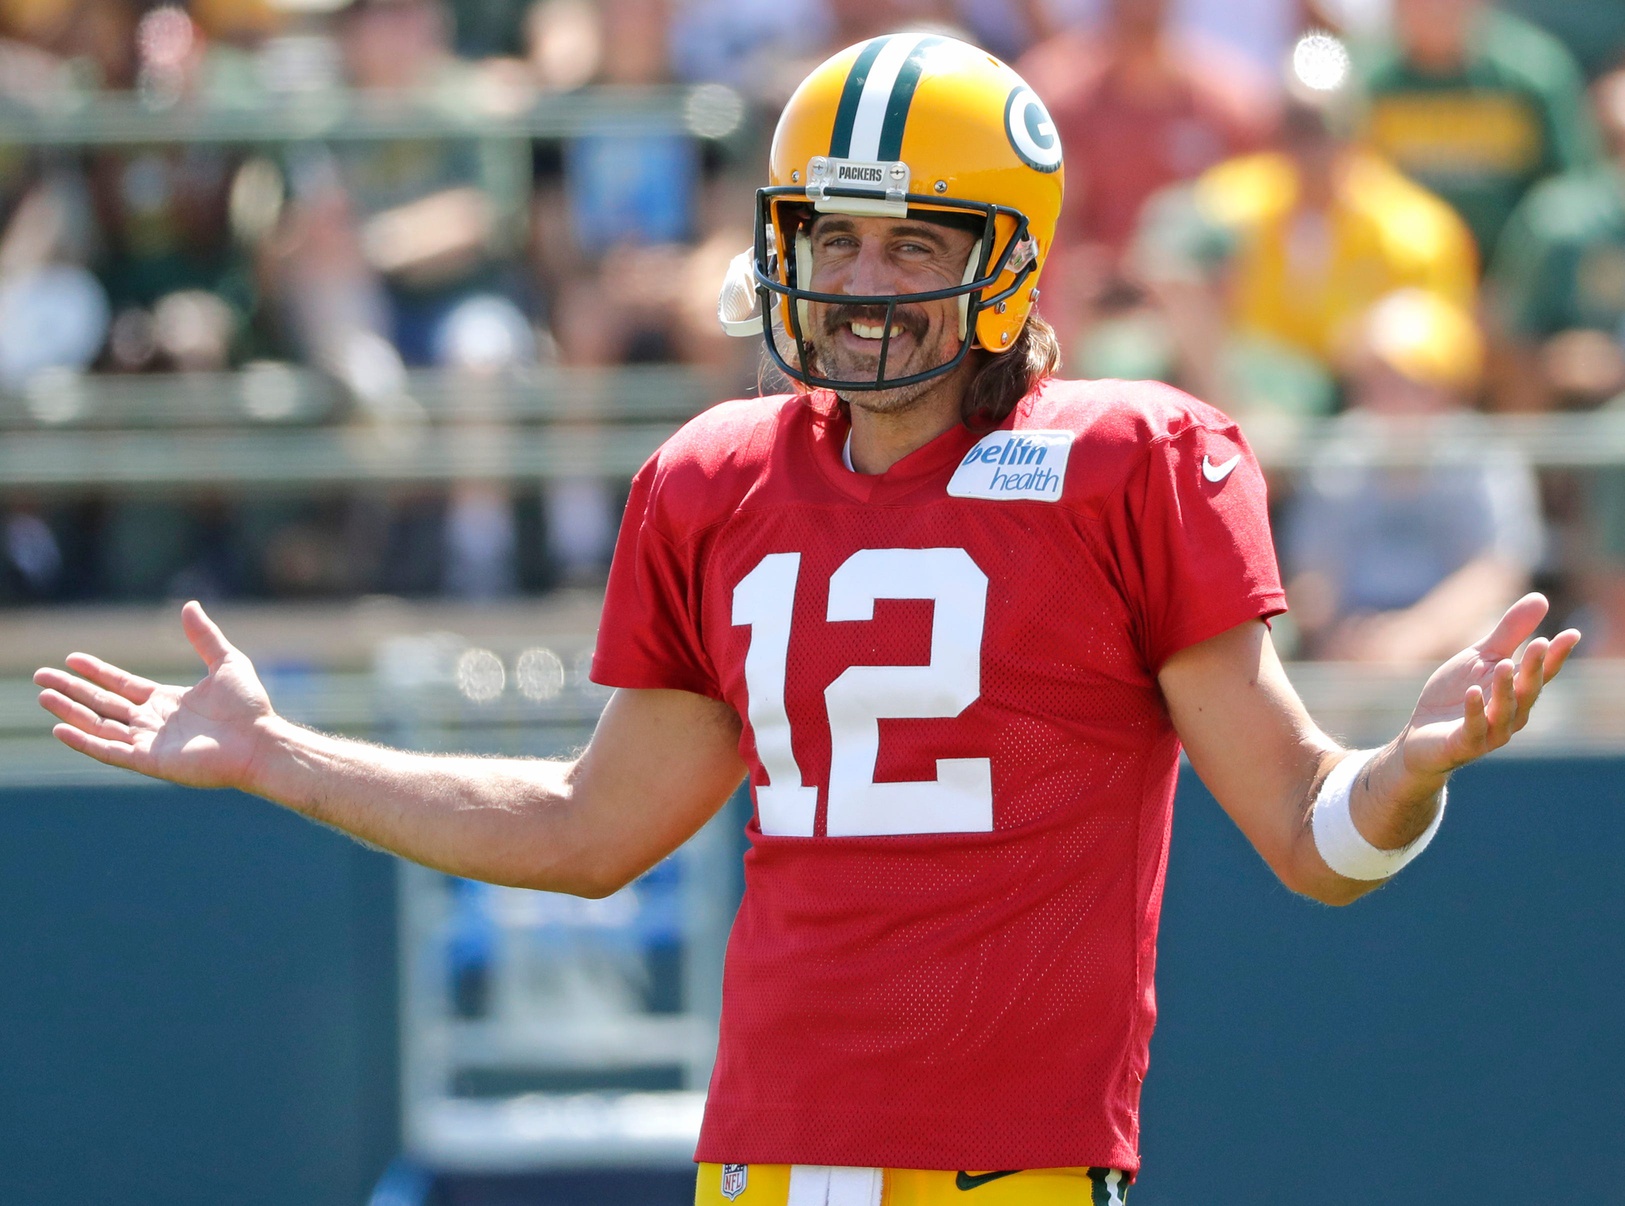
[
  {"xmin": 794, "ymin": 228, "xmax": 814, "ymax": 342},
  {"xmin": 957, "ymin": 238, "xmax": 982, "ymax": 343}
]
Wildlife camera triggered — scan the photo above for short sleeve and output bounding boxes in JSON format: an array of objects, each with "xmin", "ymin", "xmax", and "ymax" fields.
[
  {"xmin": 1125, "ymin": 423, "xmax": 1287, "ymax": 670},
  {"xmin": 590, "ymin": 459, "xmax": 722, "ymax": 699}
]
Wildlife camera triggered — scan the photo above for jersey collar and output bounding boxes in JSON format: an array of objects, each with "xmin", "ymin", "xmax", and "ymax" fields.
[{"xmin": 807, "ymin": 391, "xmax": 983, "ymax": 503}]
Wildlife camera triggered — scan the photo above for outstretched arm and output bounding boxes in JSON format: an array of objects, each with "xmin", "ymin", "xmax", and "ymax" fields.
[
  {"xmin": 35, "ymin": 602, "xmax": 747, "ymax": 897},
  {"xmin": 1157, "ymin": 595, "xmax": 1580, "ymax": 905}
]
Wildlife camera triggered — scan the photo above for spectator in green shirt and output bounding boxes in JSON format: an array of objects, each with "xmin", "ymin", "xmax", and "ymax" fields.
[
  {"xmin": 1490, "ymin": 67, "xmax": 1625, "ymax": 407},
  {"xmin": 1490, "ymin": 65, "xmax": 1625, "ymax": 654},
  {"xmin": 1358, "ymin": 0, "xmax": 1599, "ymax": 260}
]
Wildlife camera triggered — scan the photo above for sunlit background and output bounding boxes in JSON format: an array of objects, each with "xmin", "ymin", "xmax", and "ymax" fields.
[{"xmin": 2, "ymin": 0, "xmax": 1624, "ymax": 1203}]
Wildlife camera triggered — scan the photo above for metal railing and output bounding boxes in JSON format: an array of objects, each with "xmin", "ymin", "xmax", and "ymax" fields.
[
  {"xmin": 0, "ymin": 365, "xmax": 725, "ymax": 429},
  {"xmin": 0, "ymin": 366, "xmax": 729, "ymax": 488},
  {"xmin": 3, "ymin": 369, "xmax": 1625, "ymax": 489},
  {"xmin": 1241, "ymin": 407, "xmax": 1625, "ymax": 470},
  {"xmin": 0, "ymin": 83, "xmax": 740, "ymax": 146}
]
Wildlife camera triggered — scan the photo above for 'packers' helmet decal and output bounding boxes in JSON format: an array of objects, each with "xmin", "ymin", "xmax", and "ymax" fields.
[{"xmin": 750, "ymin": 33, "xmax": 1065, "ymax": 393}]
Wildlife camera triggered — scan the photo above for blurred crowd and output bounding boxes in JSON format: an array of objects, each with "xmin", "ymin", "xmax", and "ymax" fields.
[{"xmin": 4, "ymin": 0, "xmax": 1625, "ymax": 659}]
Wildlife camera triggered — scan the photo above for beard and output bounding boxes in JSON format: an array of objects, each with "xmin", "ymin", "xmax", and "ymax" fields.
[{"xmin": 802, "ymin": 302, "xmax": 963, "ymax": 413}]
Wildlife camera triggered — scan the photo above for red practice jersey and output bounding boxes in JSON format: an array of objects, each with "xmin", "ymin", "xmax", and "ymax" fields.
[{"xmin": 592, "ymin": 377, "xmax": 1285, "ymax": 1174}]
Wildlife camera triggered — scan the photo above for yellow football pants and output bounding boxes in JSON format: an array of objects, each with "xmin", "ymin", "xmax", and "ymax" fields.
[{"xmin": 695, "ymin": 1163, "xmax": 1130, "ymax": 1205}]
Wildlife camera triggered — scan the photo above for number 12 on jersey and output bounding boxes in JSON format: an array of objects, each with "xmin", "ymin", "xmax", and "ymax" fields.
[{"xmin": 732, "ymin": 547, "xmax": 993, "ymax": 838}]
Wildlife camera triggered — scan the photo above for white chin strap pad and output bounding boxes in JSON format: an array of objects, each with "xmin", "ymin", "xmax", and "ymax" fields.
[
  {"xmin": 794, "ymin": 229, "xmax": 813, "ymax": 339},
  {"xmin": 958, "ymin": 238, "xmax": 983, "ymax": 343}
]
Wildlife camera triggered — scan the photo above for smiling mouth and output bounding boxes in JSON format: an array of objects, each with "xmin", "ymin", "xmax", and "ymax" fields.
[
  {"xmin": 848, "ymin": 320, "xmax": 905, "ymax": 340},
  {"xmin": 822, "ymin": 304, "xmax": 923, "ymax": 346}
]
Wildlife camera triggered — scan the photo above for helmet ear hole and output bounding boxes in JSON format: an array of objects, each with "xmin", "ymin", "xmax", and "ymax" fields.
[{"xmin": 718, "ymin": 248, "xmax": 764, "ymax": 337}]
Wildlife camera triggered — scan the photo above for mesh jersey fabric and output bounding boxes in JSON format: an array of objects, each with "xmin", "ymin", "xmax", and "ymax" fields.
[{"xmin": 592, "ymin": 377, "xmax": 1285, "ymax": 1173}]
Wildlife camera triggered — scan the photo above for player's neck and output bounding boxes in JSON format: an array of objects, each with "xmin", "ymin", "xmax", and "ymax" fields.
[{"xmin": 843, "ymin": 364, "xmax": 974, "ymax": 475}]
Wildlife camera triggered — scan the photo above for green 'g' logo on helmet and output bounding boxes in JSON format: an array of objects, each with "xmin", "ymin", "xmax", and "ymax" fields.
[{"xmin": 1004, "ymin": 86, "xmax": 1062, "ymax": 173}]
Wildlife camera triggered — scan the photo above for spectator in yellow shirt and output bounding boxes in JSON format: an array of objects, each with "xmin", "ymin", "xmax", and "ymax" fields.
[{"xmin": 1131, "ymin": 81, "xmax": 1478, "ymax": 414}]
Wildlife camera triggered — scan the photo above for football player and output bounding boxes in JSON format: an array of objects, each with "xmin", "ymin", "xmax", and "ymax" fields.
[{"xmin": 36, "ymin": 34, "xmax": 1579, "ymax": 1206}]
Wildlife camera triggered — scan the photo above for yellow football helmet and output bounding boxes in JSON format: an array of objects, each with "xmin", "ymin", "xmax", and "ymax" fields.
[{"xmin": 748, "ymin": 33, "xmax": 1064, "ymax": 392}]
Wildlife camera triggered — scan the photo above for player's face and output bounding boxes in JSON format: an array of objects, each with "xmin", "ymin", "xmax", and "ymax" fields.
[{"xmin": 802, "ymin": 213, "xmax": 979, "ymax": 413}]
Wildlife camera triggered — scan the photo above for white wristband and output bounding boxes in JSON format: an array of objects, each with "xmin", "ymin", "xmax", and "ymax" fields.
[{"xmin": 1310, "ymin": 748, "xmax": 1447, "ymax": 881}]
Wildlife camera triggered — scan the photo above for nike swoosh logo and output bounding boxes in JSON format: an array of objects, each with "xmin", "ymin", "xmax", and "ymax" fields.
[
  {"xmin": 955, "ymin": 1170, "xmax": 1021, "ymax": 1190},
  {"xmin": 1202, "ymin": 453, "xmax": 1241, "ymax": 483}
]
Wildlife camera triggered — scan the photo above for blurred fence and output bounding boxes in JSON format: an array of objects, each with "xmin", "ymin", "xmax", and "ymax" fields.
[
  {"xmin": 0, "ymin": 85, "xmax": 723, "ymax": 146},
  {"xmin": 0, "ymin": 367, "xmax": 719, "ymax": 487},
  {"xmin": 8, "ymin": 371, "xmax": 1625, "ymax": 488},
  {"xmin": 1144, "ymin": 753, "xmax": 1625, "ymax": 1206},
  {"xmin": 0, "ymin": 779, "xmax": 399, "ymax": 1206},
  {"xmin": 0, "ymin": 82, "xmax": 743, "ymax": 245}
]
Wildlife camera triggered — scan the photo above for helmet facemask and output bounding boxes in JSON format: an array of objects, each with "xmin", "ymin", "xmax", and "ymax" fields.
[{"xmin": 749, "ymin": 188, "xmax": 1040, "ymax": 394}]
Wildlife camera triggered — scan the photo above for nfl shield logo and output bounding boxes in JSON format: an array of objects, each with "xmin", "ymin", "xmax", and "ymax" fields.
[{"xmin": 721, "ymin": 1164, "xmax": 748, "ymax": 1200}]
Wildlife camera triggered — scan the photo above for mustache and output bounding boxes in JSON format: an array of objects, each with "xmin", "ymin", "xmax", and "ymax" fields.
[{"xmin": 821, "ymin": 303, "xmax": 927, "ymax": 339}]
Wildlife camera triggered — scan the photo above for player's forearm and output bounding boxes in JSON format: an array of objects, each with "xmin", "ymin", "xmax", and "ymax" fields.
[
  {"xmin": 1347, "ymin": 738, "xmax": 1449, "ymax": 850},
  {"xmin": 1293, "ymin": 741, "xmax": 1448, "ymax": 905},
  {"xmin": 245, "ymin": 716, "xmax": 607, "ymax": 895}
]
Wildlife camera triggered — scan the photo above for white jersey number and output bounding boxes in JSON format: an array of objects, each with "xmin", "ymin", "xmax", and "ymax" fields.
[{"xmin": 732, "ymin": 548, "xmax": 992, "ymax": 837}]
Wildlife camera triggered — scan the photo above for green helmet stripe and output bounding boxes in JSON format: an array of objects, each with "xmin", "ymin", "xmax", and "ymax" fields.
[
  {"xmin": 828, "ymin": 37, "xmax": 890, "ymax": 159},
  {"xmin": 876, "ymin": 36, "xmax": 942, "ymax": 161}
]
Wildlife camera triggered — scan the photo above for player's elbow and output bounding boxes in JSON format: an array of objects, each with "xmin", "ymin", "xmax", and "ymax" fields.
[
  {"xmin": 495, "ymin": 799, "xmax": 633, "ymax": 899},
  {"xmin": 1280, "ymin": 865, "xmax": 1376, "ymax": 907},
  {"xmin": 1269, "ymin": 820, "xmax": 1379, "ymax": 905},
  {"xmin": 517, "ymin": 821, "xmax": 650, "ymax": 899},
  {"xmin": 504, "ymin": 833, "xmax": 635, "ymax": 898},
  {"xmin": 558, "ymin": 856, "xmax": 641, "ymax": 899},
  {"xmin": 505, "ymin": 857, "xmax": 627, "ymax": 899},
  {"xmin": 548, "ymin": 871, "xmax": 626, "ymax": 900},
  {"xmin": 1299, "ymin": 882, "xmax": 1367, "ymax": 907}
]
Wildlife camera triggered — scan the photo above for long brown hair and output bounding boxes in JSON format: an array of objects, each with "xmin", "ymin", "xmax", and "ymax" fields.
[{"xmin": 962, "ymin": 311, "xmax": 1061, "ymax": 430}]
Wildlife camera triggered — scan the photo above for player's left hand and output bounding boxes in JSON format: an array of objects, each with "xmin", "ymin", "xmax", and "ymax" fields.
[{"xmin": 1398, "ymin": 593, "xmax": 1581, "ymax": 779}]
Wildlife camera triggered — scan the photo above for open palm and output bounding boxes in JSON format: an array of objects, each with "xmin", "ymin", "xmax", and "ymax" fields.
[
  {"xmin": 1400, "ymin": 593, "xmax": 1581, "ymax": 779},
  {"xmin": 35, "ymin": 601, "xmax": 276, "ymax": 790}
]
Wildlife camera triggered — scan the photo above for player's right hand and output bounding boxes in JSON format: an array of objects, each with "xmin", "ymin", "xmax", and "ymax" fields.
[{"xmin": 34, "ymin": 600, "xmax": 276, "ymax": 791}]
